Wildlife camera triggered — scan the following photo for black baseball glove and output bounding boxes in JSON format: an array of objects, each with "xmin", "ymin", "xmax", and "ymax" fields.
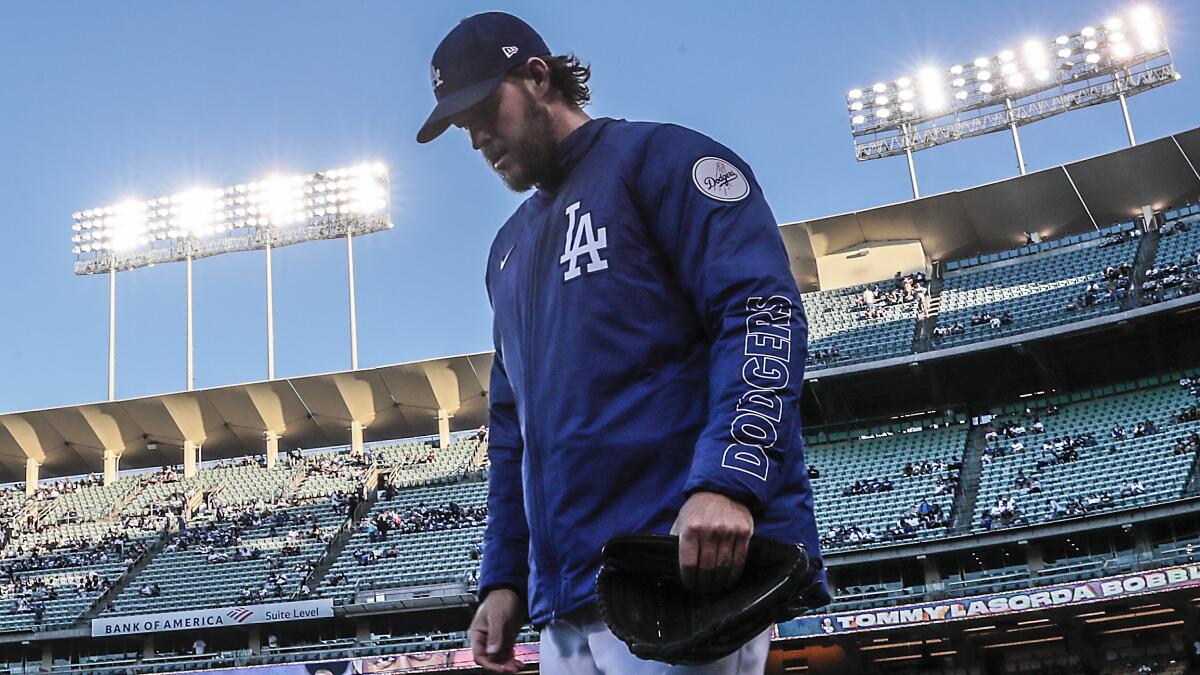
[{"xmin": 595, "ymin": 533, "xmax": 827, "ymax": 665}]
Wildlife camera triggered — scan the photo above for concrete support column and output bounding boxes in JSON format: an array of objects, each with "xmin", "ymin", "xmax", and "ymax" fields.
[
  {"xmin": 142, "ymin": 635, "xmax": 155, "ymax": 659},
  {"xmin": 183, "ymin": 440, "xmax": 198, "ymax": 478},
  {"xmin": 350, "ymin": 420, "xmax": 364, "ymax": 457},
  {"xmin": 40, "ymin": 643, "xmax": 52, "ymax": 672},
  {"xmin": 1065, "ymin": 623, "xmax": 1101, "ymax": 672},
  {"xmin": 355, "ymin": 619, "xmax": 371, "ymax": 644},
  {"xmin": 437, "ymin": 409, "xmax": 451, "ymax": 449},
  {"xmin": 1133, "ymin": 526, "xmax": 1154, "ymax": 566},
  {"xmin": 921, "ymin": 555, "xmax": 941, "ymax": 588},
  {"xmin": 1142, "ymin": 204, "xmax": 1156, "ymax": 233},
  {"xmin": 248, "ymin": 625, "xmax": 262, "ymax": 656},
  {"xmin": 24, "ymin": 458, "xmax": 38, "ymax": 497},
  {"xmin": 103, "ymin": 449, "xmax": 120, "ymax": 486},
  {"xmin": 1023, "ymin": 541, "xmax": 1045, "ymax": 574},
  {"xmin": 265, "ymin": 432, "xmax": 280, "ymax": 469}
]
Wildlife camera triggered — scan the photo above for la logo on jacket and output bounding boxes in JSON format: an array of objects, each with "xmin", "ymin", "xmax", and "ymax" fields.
[{"xmin": 560, "ymin": 200, "xmax": 609, "ymax": 281}]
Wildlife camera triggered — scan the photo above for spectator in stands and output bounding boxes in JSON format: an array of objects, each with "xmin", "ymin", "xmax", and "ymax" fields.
[
  {"xmin": 842, "ymin": 478, "xmax": 893, "ymax": 497},
  {"xmin": 944, "ymin": 322, "xmax": 965, "ymax": 337},
  {"xmin": 988, "ymin": 494, "xmax": 1027, "ymax": 529},
  {"xmin": 933, "ymin": 473, "xmax": 958, "ymax": 496},
  {"xmin": 807, "ymin": 465, "xmax": 819, "ymax": 480},
  {"xmin": 915, "ymin": 282, "xmax": 930, "ymax": 319},
  {"xmin": 861, "ymin": 287, "xmax": 876, "ymax": 318},
  {"xmin": 1172, "ymin": 404, "xmax": 1200, "ymax": 425},
  {"xmin": 1121, "ymin": 480, "xmax": 1146, "ymax": 497},
  {"xmin": 1133, "ymin": 418, "xmax": 1159, "ymax": 437}
]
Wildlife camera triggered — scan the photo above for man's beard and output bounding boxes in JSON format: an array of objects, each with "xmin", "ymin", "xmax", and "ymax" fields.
[{"xmin": 490, "ymin": 89, "xmax": 562, "ymax": 193}]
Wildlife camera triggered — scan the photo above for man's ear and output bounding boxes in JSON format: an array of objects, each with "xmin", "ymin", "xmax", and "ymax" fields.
[{"xmin": 524, "ymin": 57, "xmax": 553, "ymax": 101}]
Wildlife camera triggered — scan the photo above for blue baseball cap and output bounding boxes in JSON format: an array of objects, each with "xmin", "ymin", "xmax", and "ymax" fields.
[{"xmin": 417, "ymin": 12, "xmax": 551, "ymax": 144}]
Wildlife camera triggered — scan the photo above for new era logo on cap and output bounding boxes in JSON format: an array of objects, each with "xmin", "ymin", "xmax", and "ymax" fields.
[{"xmin": 417, "ymin": 12, "xmax": 551, "ymax": 143}]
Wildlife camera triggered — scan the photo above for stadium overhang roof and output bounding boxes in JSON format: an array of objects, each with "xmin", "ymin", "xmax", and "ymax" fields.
[
  {"xmin": 0, "ymin": 353, "xmax": 494, "ymax": 484},
  {"xmin": 783, "ymin": 126, "xmax": 1200, "ymax": 291}
]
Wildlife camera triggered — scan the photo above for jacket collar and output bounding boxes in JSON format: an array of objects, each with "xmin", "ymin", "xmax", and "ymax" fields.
[{"xmin": 535, "ymin": 116, "xmax": 615, "ymax": 198}]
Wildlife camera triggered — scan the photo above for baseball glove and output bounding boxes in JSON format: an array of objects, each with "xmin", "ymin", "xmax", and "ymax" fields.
[{"xmin": 595, "ymin": 533, "xmax": 827, "ymax": 665}]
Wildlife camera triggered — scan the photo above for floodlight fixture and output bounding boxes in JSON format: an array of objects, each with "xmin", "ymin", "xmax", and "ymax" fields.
[
  {"xmin": 72, "ymin": 163, "xmax": 392, "ymax": 275},
  {"xmin": 844, "ymin": 4, "xmax": 1178, "ymax": 191},
  {"xmin": 73, "ymin": 162, "xmax": 392, "ymax": 400}
]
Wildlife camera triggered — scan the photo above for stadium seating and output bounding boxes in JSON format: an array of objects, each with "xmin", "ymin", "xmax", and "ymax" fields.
[
  {"xmin": 801, "ymin": 224, "xmax": 1152, "ymax": 369},
  {"xmin": 803, "ymin": 277, "xmax": 921, "ymax": 368},
  {"xmin": 806, "ymin": 417, "xmax": 968, "ymax": 550},
  {"xmin": 104, "ymin": 502, "xmax": 344, "ymax": 616},
  {"xmin": 974, "ymin": 376, "xmax": 1199, "ymax": 531},
  {"xmin": 0, "ymin": 514, "xmax": 159, "ymax": 633},
  {"xmin": 319, "ymin": 480, "xmax": 487, "ymax": 604},
  {"xmin": 371, "ymin": 435, "xmax": 484, "ymax": 487},
  {"xmin": 1144, "ymin": 211, "xmax": 1200, "ymax": 303},
  {"xmin": 936, "ymin": 223, "xmax": 1140, "ymax": 347},
  {"xmin": 35, "ymin": 477, "xmax": 135, "ymax": 525}
]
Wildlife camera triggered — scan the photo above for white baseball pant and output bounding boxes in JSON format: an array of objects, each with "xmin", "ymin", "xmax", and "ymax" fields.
[{"xmin": 538, "ymin": 604, "xmax": 771, "ymax": 675}]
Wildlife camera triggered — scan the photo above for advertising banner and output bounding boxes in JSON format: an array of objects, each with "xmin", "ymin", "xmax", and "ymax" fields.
[
  {"xmin": 778, "ymin": 562, "xmax": 1200, "ymax": 638},
  {"xmin": 91, "ymin": 599, "xmax": 334, "ymax": 637},
  {"xmin": 359, "ymin": 644, "xmax": 542, "ymax": 672},
  {"xmin": 185, "ymin": 664, "xmax": 357, "ymax": 675}
]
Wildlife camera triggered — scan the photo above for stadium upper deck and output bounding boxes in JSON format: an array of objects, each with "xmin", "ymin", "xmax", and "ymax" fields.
[
  {"xmin": 782, "ymin": 126, "xmax": 1200, "ymax": 292},
  {"xmin": 4, "ymin": 126, "xmax": 1200, "ymax": 486},
  {"xmin": 3, "ymin": 126, "xmax": 1200, "ymax": 675}
]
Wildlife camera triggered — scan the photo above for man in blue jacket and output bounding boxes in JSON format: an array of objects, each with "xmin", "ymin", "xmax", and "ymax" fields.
[{"xmin": 418, "ymin": 12, "xmax": 827, "ymax": 674}]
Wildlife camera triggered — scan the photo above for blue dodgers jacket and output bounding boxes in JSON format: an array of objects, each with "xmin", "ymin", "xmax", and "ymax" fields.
[{"xmin": 479, "ymin": 117, "xmax": 825, "ymax": 626}]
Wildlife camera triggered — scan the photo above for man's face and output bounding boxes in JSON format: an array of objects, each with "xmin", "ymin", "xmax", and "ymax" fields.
[{"xmin": 451, "ymin": 75, "xmax": 560, "ymax": 192}]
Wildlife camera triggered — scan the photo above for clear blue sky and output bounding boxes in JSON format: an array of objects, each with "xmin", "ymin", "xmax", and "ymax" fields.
[{"xmin": 0, "ymin": 1, "xmax": 1197, "ymax": 412}]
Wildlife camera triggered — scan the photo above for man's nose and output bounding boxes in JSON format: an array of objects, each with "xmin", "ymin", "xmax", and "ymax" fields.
[{"xmin": 469, "ymin": 125, "xmax": 492, "ymax": 152}]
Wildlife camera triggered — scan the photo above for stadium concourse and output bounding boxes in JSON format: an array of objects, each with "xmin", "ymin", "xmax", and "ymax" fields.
[{"xmin": 2, "ymin": 130, "xmax": 1200, "ymax": 674}]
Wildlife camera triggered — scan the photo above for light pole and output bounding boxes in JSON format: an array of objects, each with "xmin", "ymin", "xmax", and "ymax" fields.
[{"xmin": 71, "ymin": 164, "xmax": 392, "ymax": 394}]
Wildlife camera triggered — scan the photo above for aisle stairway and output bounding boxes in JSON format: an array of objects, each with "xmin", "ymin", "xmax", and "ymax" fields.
[{"xmin": 948, "ymin": 425, "xmax": 989, "ymax": 535}]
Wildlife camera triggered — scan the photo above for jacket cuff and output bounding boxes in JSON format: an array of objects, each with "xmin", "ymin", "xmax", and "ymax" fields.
[
  {"xmin": 683, "ymin": 479, "xmax": 766, "ymax": 518},
  {"xmin": 477, "ymin": 582, "xmax": 526, "ymax": 604}
]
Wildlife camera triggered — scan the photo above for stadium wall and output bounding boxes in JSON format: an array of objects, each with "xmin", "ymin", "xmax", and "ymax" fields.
[{"xmin": 815, "ymin": 239, "xmax": 928, "ymax": 290}]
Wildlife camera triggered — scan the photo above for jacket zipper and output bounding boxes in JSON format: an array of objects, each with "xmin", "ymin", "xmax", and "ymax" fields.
[{"xmin": 521, "ymin": 201, "xmax": 561, "ymax": 623}]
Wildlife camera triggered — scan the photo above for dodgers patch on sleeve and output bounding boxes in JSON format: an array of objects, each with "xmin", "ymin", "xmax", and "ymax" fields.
[{"xmin": 692, "ymin": 156, "xmax": 750, "ymax": 202}]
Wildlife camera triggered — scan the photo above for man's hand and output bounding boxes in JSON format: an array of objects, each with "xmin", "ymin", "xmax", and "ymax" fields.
[
  {"xmin": 670, "ymin": 491, "xmax": 754, "ymax": 594},
  {"xmin": 469, "ymin": 588, "xmax": 526, "ymax": 673}
]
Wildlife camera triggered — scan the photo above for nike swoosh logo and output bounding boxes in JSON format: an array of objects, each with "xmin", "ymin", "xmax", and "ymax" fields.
[{"xmin": 499, "ymin": 244, "xmax": 515, "ymax": 270}]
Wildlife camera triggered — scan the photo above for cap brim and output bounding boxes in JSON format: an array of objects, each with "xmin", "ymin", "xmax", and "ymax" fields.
[{"xmin": 416, "ymin": 72, "xmax": 508, "ymax": 144}]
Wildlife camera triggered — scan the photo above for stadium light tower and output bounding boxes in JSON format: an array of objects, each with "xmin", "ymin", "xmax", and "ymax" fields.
[
  {"xmin": 845, "ymin": 5, "xmax": 1178, "ymax": 196},
  {"xmin": 72, "ymin": 163, "xmax": 392, "ymax": 399}
]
